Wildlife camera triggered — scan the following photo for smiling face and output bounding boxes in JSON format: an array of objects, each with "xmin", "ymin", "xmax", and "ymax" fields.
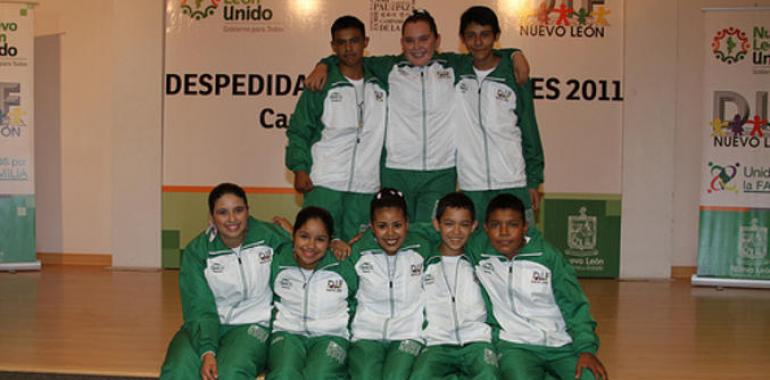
[
  {"xmin": 211, "ymin": 193, "xmax": 249, "ymax": 248},
  {"xmin": 371, "ymin": 207, "xmax": 408, "ymax": 255},
  {"xmin": 484, "ymin": 208, "xmax": 528, "ymax": 259},
  {"xmin": 331, "ymin": 26, "xmax": 368, "ymax": 71},
  {"xmin": 293, "ymin": 217, "xmax": 331, "ymax": 270},
  {"xmin": 434, "ymin": 207, "xmax": 477, "ymax": 256},
  {"xmin": 462, "ymin": 22, "xmax": 500, "ymax": 69},
  {"xmin": 401, "ymin": 20, "xmax": 440, "ymax": 67}
]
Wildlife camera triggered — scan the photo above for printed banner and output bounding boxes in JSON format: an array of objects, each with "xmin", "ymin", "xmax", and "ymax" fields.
[
  {"xmin": 0, "ymin": 2, "xmax": 37, "ymax": 268},
  {"xmin": 697, "ymin": 9, "xmax": 770, "ymax": 281},
  {"xmin": 162, "ymin": 0, "xmax": 623, "ymax": 275}
]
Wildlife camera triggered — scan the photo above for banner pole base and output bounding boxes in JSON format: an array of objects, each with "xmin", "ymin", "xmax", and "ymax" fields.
[
  {"xmin": 0, "ymin": 261, "xmax": 42, "ymax": 272},
  {"xmin": 691, "ymin": 275, "xmax": 770, "ymax": 289}
]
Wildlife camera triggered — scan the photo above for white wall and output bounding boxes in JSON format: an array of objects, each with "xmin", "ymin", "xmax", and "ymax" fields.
[{"xmin": 35, "ymin": 0, "xmax": 162, "ymax": 267}]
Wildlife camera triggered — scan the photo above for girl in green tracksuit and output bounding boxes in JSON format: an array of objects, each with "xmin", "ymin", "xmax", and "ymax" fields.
[
  {"xmin": 466, "ymin": 194, "xmax": 609, "ymax": 380},
  {"xmin": 347, "ymin": 188, "xmax": 435, "ymax": 380},
  {"xmin": 160, "ymin": 183, "xmax": 290, "ymax": 380},
  {"xmin": 266, "ymin": 206, "xmax": 358, "ymax": 380}
]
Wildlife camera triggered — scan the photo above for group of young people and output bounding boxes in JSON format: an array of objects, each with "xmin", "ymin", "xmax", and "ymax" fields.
[{"xmin": 160, "ymin": 6, "xmax": 607, "ymax": 380}]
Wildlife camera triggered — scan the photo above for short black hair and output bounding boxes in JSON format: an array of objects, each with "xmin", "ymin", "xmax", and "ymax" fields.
[
  {"xmin": 294, "ymin": 206, "xmax": 334, "ymax": 239},
  {"xmin": 370, "ymin": 188, "xmax": 408, "ymax": 222},
  {"xmin": 331, "ymin": 15, "xmax": 365, "ymax": 39},
  {"xmin": 435, "ymin": 192, "xmax": 476, "ymax": 221},
  {"xmin": 402, "ymin": 9, "xmax": 438, "ymax": 36},
  {"xmin": 208, "ymin": 183, "xmax": 248, "ymax": 215},
  {"xmin": 460, "ymin": 6, "xmax": 501, "ymax": 36},
  {"xmin": 485, "ymin": 193, "xmax": 526, "ymax": 223}
]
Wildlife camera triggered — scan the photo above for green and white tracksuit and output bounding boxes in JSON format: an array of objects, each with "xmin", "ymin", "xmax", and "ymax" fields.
[
  {"xmin": 409, "ymin": 253, "xmax": 499, "ymax": 380},
  {"xmin": 267, "ymin": 245, "xmax": 358, "ymax": 380},
  {"xmin": 160, "ymin": 217, "xmax": 289, "ymax": 380},
  {"xmin": 286, "ymin": 63, "xmax": 387, "ymax": 241},
  {"xmin": 347, "ymin": 230, "xmax": 434, "ymax": 380},
  {"xmin": 453, "ymin": 54, "xmax": 544, "ymax": 224},
  {"xmin": 466, "ymin": 231, "xmax": 599, "ymax": 380}
]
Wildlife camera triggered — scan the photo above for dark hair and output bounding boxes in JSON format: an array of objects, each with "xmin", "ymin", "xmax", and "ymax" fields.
[
  {"xmin": 402, "ymin": 9, "xmax": 438, "ymax": 36},
  {"xmin": 331, "ymin": 15, "xmax": 365, "ymax": 39},
  {"xmin": 208, "ymin": 183, "xmax": 248, "ymax": 214},
  {"xmin": 294, "ymin": 206, "xmax": 334, "ymax": 239},
  {"xmin": 459, "ymin": 6, "xmax": 501, "ymax": 36},
  {"xmin": 485, "ymin": 193, "xmax": 526, "ymax": 223},
  {"xmin": 435, "ymin": 192, "xmax": 476, "ymax": 221},
  {"xmin": 370, "ymin": 188, "xmax": 408, "ymax": 222}
]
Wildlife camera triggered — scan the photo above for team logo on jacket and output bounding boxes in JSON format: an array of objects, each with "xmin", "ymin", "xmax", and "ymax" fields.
[
  {"xmin": 326, "ymin": 279, "xmax": 344, "ymax": 292},
  {"xmin": 480, "ymin": 262, "xmax": 495, "ymax": 274},
  {"xmin": 458, "ymin": 82, "xmax": 469, "ymax": 93},
  {"xmin": 531, "ymin": 271, "xmax": 550, "ymax": 284},
  {"xmin": 437, "ymin": 69, "xmax": 451, "ymax": 80},
  {"xmin": 423, "ymin": 273, "xmax": 435, "ymax": 285},
  {"xmin": 410, "ymin": 264, "xmax": 422, "ymax": 276},
  {"xmin": 375, "ymin": 90, "xmax": 385, "ymax": 102},
  {"xmin": 279, "ymin": 278, "xmax": 292, "ymax": 289},
  {"xmin": 258, "ymin": 250, "xmax": 272, "ymax": 264},
  {"xmin": 210, "ymin": 263, "xmax": 225, "ymax": 273},
  {"xmin": 359, "ymin": 262, "xmax": 374, "ymax": 274},
  {"xmin": 330, "ymin": 92, "xmax": 343, "ymax": 102},
  {"xmin": 496, "ymin": 88, "xmax": 512, "ymax": 102}
]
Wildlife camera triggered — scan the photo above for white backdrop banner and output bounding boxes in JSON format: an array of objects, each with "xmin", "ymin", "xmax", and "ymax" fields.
[
  {"xmin": 163, "ymin": 0, "xmax": 624, "ymax": 194},
  {"xmin": 695, "ymin": 8, "xmax": 770, "ymax": 283}
]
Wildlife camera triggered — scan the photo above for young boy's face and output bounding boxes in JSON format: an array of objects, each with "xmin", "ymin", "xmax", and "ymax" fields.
[
  {"xmin": 461, "ymin": 22, "xmax": 499, "ymax": 65},
  {"xmin": 401, "ymin": 20, "xmax": 440, "ymax": 67},
  {"xmin": 331, "ymin": 27, "xmax": 368, "ymax": 70},
  {"xmin": 484, "ymin": 208, "xmax": 528, "ymax": 259},
  {"xmin": 433, "ymin": 207, "xmax": 477, "ymax": 256}
]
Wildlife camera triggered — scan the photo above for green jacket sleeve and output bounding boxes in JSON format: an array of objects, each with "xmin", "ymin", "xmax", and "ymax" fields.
[
  {"xmin": 549, "ymin": 244, "xmax": 599, "ymax": 354},
  {"xmin": 286, "ymin": 85, "xmax": 325, "ymax": 172},
  {"xmin": 516, "ymin": 79, "xmax": 545, "ymax": 188},
  {"xmin": 179, "ymin": 236, "xmax": 220, "ymax": 358}
]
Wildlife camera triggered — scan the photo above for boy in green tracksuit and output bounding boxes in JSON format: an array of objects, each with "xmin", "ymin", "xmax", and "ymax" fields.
[
  {"xmin": 160, "ymin": 183, "xmax": 290, "ymax": 380},
  {"xmin": 466, "ymin": 194, "xmax": 608, "ymax": 380},
  {"xmin": 409, "ymin": 192, "xmax": 499, "ymax": 380},
  {"xmin": 347, "ymin": 188, "xmax": 435, "ymax": 380},
  {"xmin": 454, "ymin": 6, "xmax": 544, "ymax": 225},
  {"xmin": 267, "ymin": 207, "xmax": 358, "ymax": 380},
  {"xmin": 286, "ymin": 16, "xmax": 387, "ymax": 242}
]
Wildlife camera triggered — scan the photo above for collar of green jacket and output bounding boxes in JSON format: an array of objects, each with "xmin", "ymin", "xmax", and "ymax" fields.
[
  {"xmin": 206, "ymin": 216, "xmax": 289, "ymax": 255},
  {"xmin": 326, "ymin": 58, "xmax": 384, "ymax": 90},
  {"xmin": 274, "ymin": 243, "xmax": 342, "ymax": 271}
]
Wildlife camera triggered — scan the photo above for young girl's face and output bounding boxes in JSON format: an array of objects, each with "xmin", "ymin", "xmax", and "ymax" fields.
[
  {"xmin": 371, "ymin": 207, "xmax": 408, "ymax": 256},
  {"xmin": 211, "ymin": 193, "xmax": 249, "ymax": 248},
  {"xmin": 293, "ymin": 217, "xmax": 331, "ymax": 269}
]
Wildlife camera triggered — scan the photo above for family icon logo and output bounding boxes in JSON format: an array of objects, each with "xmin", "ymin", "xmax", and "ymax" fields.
[
  {"xmin": 707, "ymin": 161, "xmax": 740, "ymax": 194},
  {"xmin": 712, "ymin": 27, "xmax": 750, "ymax": 64},
  {"xmin": 519, "ymin": 0, "xmax": 613, "ymax": 39}
]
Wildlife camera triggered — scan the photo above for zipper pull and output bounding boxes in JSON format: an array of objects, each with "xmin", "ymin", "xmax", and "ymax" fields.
[
  {"xmin": 451, "ymin": 296, "xmax": 456, "ymax": 303},
  {"xmin": 389, "ymin": 281, "xmax": 393, "ymax": 289}
]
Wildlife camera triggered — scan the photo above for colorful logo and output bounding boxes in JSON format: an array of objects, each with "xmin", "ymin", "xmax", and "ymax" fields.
[
  {"xmin": 181, "ymin": 0, "xmax": 220, "ymax": 20},
  {"xmin": 707, "ymin": 161, "xmax": 740, "ymax": 194},
  {"xmin": 712, "ymin": 27, "xmax": 750, "ymax": 64},
  {"xmin": 518, "ymin": 1, "xmax": 613, "ymax": 39}
]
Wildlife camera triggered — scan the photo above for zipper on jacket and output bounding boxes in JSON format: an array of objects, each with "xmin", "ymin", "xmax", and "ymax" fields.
[
  {"xmin": 347, "ymin": 84, "xmax": 363, "ymax": 192},
  {"xmin": 477, "ymin": 79, "xmax": 492, "ymax": 189},
  {"xmin": 382, "ymin": 253, "xmax": 398, "ymax": 340},
  {"xmin": 507, "ymin": 263, "xmax": 515, "ymax": 315},
  {"xmin": 299, "ymin": 268, "xmax": 315, "ymax": 335},
  {"xmin": 421, "ymin": 70, "xmax": 427, "ymax": 171},
  {"xmin": 225, "ymin": 255, "xmax": 249, "ymax": 324},
  {"xmin": 440, "ymin": 258, "xmax": 463, "ymax": 345}
]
